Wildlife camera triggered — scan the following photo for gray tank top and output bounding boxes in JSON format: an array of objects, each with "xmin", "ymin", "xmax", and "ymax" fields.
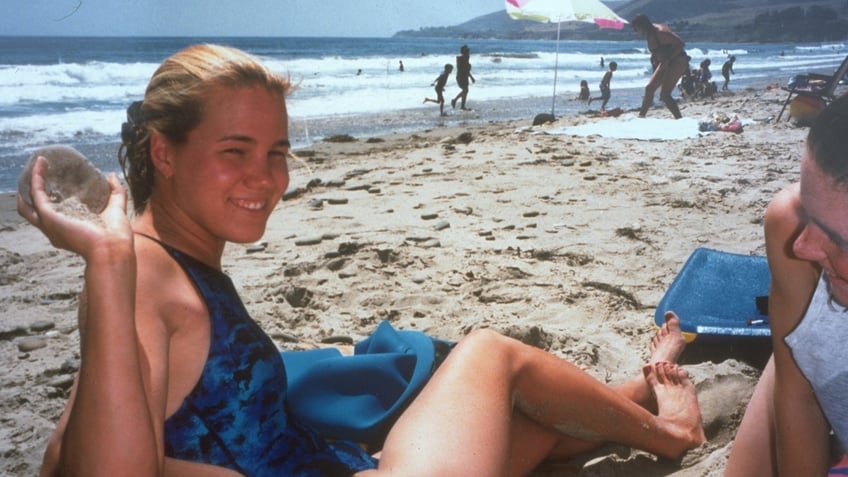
[{"xmin": 785, "ymin": 274, "xmax": 848, "ymax": 451}]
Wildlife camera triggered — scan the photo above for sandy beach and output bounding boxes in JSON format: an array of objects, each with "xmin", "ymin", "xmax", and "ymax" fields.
[{"xmin": 0, "ymin": 84, "xmax": 809, "ymax": 476}]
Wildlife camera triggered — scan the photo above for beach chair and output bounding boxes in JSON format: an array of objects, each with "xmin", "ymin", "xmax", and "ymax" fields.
[
  {"xmin": 655, "ymin": 247, "xmax": 771, "ymax": 343},
  {"xmin": 776, "ymin": 55, "xmax": 848, "ymax": 122}
]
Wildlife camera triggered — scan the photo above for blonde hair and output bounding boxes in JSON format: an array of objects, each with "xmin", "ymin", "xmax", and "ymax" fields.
[{"xmin": 119, "ymin": 44, "xmax": 292, "ymax": 214}]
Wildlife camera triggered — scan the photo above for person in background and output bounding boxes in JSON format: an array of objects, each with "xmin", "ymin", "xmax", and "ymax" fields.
[
  {"xmin": 725, "ymin": 93, "xmax": 848, "ymax": 476},
  {"xmin": 696, "ymin": 59, "xmax": 716, "ymax": 98},
  {"xmin": 423, "ymin": 63, "xmax": 453, "ymax": 116},
  {"xmin": 631, "ymin": 14, "xmax": 688, "ymax": 119},
  {"xmin": 576, "ymin": 79, "xmax": 590, "ymax": 101},
  {"xmin": 678, "ymin": 68, "xmax": 696, "ymax": 99},
  {"xmin": 589, "ymin": 61, "xmax": 617, "ymax": 111},
  {"xmin": 26, "ymin": 43, "xmax": 706, "ymax": 477},
  {"xmin": 451, "ymin": 44, "xmax": 476, "ymax": 111},
  {"xmin": 722, "ymin": 56, "xmax": 736, "ymax": 91},
  {"xmin": 399, "ymin": 60, "xmax": 404, "ymax": 72}
]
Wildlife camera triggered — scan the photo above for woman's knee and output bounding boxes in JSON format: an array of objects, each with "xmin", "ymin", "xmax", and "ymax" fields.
[{"xmin": 453, "ymin": 329, "xmax": 524, "ymax": 365}]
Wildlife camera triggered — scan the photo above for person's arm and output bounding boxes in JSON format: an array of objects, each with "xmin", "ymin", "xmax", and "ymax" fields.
[
  {"xmin": 764, "ymin": 184, "xmax": 831, "ymax": 476},
  {"xmin": 20, "ymin": 158, "xmax": 165, "ymax": 476}
]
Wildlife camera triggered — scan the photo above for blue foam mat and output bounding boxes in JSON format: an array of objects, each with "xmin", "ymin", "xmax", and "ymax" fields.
[{"xmin": 655, "ymin": 248, "xmax": 771, "ymax": 342}]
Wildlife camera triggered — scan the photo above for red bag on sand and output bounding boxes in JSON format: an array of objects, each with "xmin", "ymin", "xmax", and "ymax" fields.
[{"xmin": 719, "ymin": 118, "xmax": 743, "ymax": 133}]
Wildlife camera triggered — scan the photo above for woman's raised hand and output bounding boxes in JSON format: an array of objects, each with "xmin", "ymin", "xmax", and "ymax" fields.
[{"xmin": 17, "ymin": 156, "xmax": 134, "ymax": 260}]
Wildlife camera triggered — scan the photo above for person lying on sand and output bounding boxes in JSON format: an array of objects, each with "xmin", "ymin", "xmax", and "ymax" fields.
[{"xmin": 21, "ymin": 44, "xmax": 705, "ymax": 477}]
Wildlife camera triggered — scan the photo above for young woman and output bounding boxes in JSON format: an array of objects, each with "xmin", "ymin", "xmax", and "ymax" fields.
[
  {"xmin": 631, "ymin": 14, "xmax": 689, "ymax": 119},
  {"xmin": 22, "ymin": 44, "xmax": 705, "ymax": 477},
  {"xmin": 725, "ymin": 94, "xmax": 848, "ymax": 476}
]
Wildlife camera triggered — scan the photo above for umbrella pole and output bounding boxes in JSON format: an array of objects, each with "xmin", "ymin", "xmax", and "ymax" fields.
[{"xmin": 551, "ymin": 20, "xmax": 561, "ymax": 117}]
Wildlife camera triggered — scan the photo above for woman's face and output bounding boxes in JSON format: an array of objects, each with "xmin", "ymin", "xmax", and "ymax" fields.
[
  {"xmin": 794, "ymin": 150, "xmax": 848, "ymax": 304},
  {"xmin": 163, "ymin": 85, "xmax": 290, "ymax": 244}
]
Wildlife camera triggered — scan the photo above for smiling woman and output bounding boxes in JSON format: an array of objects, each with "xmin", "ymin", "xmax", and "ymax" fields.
[{"xmin": 23, "ymin": 43, "xmax": 707, "ymax": 477}]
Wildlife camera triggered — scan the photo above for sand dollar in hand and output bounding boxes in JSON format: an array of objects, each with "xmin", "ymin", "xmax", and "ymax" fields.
[{"xmin": 18, "ymin": 145, "xmax": 111, "ymax": 219}]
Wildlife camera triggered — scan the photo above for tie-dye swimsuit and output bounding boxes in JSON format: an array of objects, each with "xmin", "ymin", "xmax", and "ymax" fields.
[{"xmin": 148, "ymin": 238, "xmax": 376, "ymax": 476}]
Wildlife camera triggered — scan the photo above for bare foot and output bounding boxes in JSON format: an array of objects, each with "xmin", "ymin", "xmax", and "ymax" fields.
[
  {"xmin": 650, "ymin": 311, "xmax": 687, "ymax": 364},
  {"xmin": 643, "ymin": 361, "xmax": 706, "ymax": 460},
  {"xmin": 612, "ymin": 312, "xmax": 687, "ymax": 411}
]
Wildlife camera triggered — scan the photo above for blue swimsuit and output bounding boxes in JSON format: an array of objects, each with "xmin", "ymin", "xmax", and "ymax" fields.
[{"xmin": 152, "ymin": 239, "xmax": 377, "ymax": 476}]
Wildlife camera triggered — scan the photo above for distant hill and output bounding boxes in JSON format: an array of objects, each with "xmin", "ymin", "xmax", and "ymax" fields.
[{"xmin": 394, "ymin": 0, "xmax": 848, "ymax": 43}]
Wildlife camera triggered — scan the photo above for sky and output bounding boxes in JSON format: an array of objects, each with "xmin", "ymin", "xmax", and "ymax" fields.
[{"xmin": 1, "ymin": 0, "xmax": 517, "ymax": 37}]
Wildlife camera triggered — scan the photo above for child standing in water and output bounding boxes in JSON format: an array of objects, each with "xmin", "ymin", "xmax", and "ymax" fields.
[
  {"xmin": 424, "ymin": 63, "xmax": 453, "ymax": 116},
  {"xmin": 589, "ymin": 61, "xmax": 617, "ymax": 111},
  {"xmin": 576, "ymin": 80, "xmax": 590, "ymax": 101}
]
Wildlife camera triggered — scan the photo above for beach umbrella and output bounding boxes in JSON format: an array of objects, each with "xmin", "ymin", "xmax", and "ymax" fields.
[{"xmin": 505, "ymin": 0, "xmax": 627, "ymax": 118}]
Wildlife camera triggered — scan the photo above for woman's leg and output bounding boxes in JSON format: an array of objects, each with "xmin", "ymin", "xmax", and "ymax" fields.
[
  {"xmin": 505, "ymin": 311, "xmax": 689, "ymax": 475},
  {"xmin": 368, "ymin": 315, "xmax": 703, "ymax": 477},
  {"xmin": 724, "ymin": 356, "xmax": 777, "ymax": 477}
]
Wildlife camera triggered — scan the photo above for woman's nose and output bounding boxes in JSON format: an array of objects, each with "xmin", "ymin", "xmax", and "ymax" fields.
[{"xmin": 244, "ymin": 154, "xmax": 275, "ymax": 186}]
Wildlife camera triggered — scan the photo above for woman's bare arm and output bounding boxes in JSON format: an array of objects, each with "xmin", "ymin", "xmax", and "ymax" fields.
[{"xmin": 20, "ymin": 158, "xmax": 165, "ymax": 476}]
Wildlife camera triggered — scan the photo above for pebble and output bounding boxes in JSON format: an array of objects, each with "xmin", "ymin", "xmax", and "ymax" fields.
[
  {"xmin": 433, "ymin": 220, "xmax": 450, "ymax": 231},
  {"xmin": 30, "ymin": 320, "xmax": 55, "ymax": 332},
  {"xmin": 327, "ymin": 197, "xmax": 349, "ymax": 205},
  {"xmin": 61, "ymin": 358, "xmax": 81, "ymax": 373},
  {"xmin": 411, "ymin": 272, "xmax": 429, "ymax": 284},
  {"xmin": 282, "ymin": 188, "xmax": 303, "ymax": 201},
  {"xmin": 47, "ymin": 375, "xmax": 75, "ymax": 391},
  {"xmin": 16, "ymin": 337, "xmax": 47, "ymax": 352},
  {"xmin": 246, "ymin": 242, "xmax": 267, "ymax": 253},
  {"xmin": 406, "ymin": 236, "xmax": 434, "ymax": 243},
  {"xmin": 294, "ymin": 236, "xmax": 323, "ymax": 246},
  {"xmin": 420, "ymin": 239, "xmax": 441, "ymax": 248},
  {"xmin": 345, "ymin": 184, "xmax": 370, "ymax": 191},
  {"xmin": 321, "ymin": 335, "xmax": 354, "ymax": 345},
  {"xmin": 421, "ymin": 213, "xmax": 439, "ymax": 220}
]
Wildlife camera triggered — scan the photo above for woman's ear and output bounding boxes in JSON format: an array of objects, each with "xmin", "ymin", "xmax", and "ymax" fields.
[{"xmin": 150, "ymin": 132, "xmax": 174, "ymax": 179}]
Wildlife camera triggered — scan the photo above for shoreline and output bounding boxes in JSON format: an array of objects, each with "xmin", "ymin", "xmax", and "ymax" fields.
[
  {"xmin": 0, "ymin": 74, "xmax": 785, "ymax": 195},
  {"xmin": 0, "ymin": 83, "xmax": 810, "ymax": 475}
]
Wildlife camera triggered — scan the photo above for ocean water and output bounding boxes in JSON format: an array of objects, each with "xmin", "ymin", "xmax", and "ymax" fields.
[{"xmin": 1, "ymin": 36, "xmax": 846, "ymax": 193}]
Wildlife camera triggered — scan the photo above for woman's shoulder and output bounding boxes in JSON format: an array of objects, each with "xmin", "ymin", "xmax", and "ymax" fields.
[{"xmin": 133, "ymin": 234, "xmax": 205, "ymax": 329}]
